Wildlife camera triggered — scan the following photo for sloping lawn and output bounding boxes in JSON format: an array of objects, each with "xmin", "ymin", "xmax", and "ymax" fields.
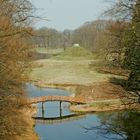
[{"xmin": 30, "ymin": 59, "xmax": 115, "ymax": 85}]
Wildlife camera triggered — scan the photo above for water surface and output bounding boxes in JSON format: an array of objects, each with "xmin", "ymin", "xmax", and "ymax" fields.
[{"xmin": 26, "ymin": 84, "xmax": 122, "ymax": 140}]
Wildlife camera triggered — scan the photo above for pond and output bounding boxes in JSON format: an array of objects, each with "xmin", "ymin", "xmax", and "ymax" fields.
[{"xmin": 26, "ymin": 84, "xmax": 123, "ymax": 140}]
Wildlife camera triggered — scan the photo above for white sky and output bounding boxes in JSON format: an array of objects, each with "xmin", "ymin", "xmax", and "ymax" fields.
[{"xmin": 31, "ymin": 0, "xmax": 110, "ymax": 31}]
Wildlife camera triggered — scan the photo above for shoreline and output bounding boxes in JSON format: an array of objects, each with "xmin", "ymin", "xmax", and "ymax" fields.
[
  {"xmin": 33, "ymin": 81, "xmax": 78, "ymax": 92},
  {"xmin": 29, "ymin": 81, "xmax": 135, "ymax": 112},
  {"xmin": 15, "ymin": 106, "xmax": 39, "ymax": 140},
  {"xmin": 70, "ymin": 103, "xmax": 140, "ymax": 112}
]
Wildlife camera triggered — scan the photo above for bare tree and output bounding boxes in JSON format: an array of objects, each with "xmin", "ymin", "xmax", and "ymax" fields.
[
  {"xmin": 0, "ymin": 1, "xmax": 37, "ymax": 139},
  {"xmin": 104, "ymin": 0, "xmax": 137, "ymax": 20}
]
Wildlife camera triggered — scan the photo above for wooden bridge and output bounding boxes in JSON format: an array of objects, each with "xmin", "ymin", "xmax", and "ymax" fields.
[{"xmin": 28, "ymin": 95, "xmax": 88, "ymax": 104}]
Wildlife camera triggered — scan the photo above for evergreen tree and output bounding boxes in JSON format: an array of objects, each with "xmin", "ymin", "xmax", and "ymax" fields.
[{"xmin": 124, "ymin": 0, "xmax": 140, "ymax": 90}]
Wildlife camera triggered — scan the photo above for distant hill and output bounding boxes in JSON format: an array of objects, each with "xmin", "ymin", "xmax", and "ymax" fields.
[{"xmin": 53, "ymin": 46, "xmax": 93, "ymax": 60}]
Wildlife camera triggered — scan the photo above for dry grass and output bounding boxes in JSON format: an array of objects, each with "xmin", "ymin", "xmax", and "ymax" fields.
[
  {"xmin": 0, "ymin": 90, "xmax": 38, "ymax": 140},
  {"xmin": 75, "ymin": 82, "xmax": 126, "ymax": 100},
  {"xmin": 30, "ymin": 59, "xmax": 116, "ymax": 85},
  {"xmin": 31, "ymin": 47, "xmax": 125, "ymax": 85}
]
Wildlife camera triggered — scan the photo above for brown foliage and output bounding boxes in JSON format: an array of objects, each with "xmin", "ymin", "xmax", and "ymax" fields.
[
  {"xmin": 0, "ymin": 0, "xmax": 36, "ymax": 139},
  {"xmin": 94, "ymin": 20, "xmax": 129, "ymax": 66}
]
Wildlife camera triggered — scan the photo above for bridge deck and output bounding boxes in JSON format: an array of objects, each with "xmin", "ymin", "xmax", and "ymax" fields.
[{"xmin": 28, "ymin": 95, "xmax": 88, "ymax": 104}]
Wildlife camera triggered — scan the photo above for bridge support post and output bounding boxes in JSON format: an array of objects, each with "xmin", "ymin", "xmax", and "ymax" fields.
[
  {"xmin": 60, "ymin": 101, "xmax": 62, "ymax": 118},
  {"xmin": 42, "ymin": 102, "xmax": 45, "ymax": 118}
]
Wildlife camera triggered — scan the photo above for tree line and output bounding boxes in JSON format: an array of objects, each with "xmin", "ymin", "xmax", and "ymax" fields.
[
  {"xmin": 32, "ymin": 20, "xmax": 129, "ymax": 66},
  {"xmin": 0, "ymin": 0, "xmax": 36, "ymax": 139},
  {"xmin": 84, "ymin": 1, "xmax": 140, "ymax": 139}
]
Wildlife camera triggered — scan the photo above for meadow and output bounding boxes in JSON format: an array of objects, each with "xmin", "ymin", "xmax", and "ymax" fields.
[{"xmin": 31, "ymin": 47, "xmax": 116, "ymax": 85}]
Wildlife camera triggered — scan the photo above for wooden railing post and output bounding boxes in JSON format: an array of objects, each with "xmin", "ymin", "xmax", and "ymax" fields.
[
  {"xmin": 60, "ymin": 101, "xmax": 62, "ymax": 118},
  {"xmin": 42, "ymin": 102, "xmax": 45, "ymax": 118}
]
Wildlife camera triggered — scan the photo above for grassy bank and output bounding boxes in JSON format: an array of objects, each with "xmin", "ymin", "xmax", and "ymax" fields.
[
  {"xmin": 70, "ymin": 99, "xmax": 124, "ymax": 112},
  {"xmin": 30, "ymin": 59, "xmax": 113, "ymax": 85},
  {"xmin": 30, "ymin": 47, "xmax": 129, "ymax": 112},
  {"xmin": 0, "ymin": 94, "xmax": 38, "ymax": 140},
  {"xmin": 70, "ymin": 99, "xmax": 140, "ymax": 112}
]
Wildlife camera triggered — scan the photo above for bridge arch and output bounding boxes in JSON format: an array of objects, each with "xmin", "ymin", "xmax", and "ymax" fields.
[{"xmin": 28, "ymin": 95, "xmax": 87, "ymax": 104}]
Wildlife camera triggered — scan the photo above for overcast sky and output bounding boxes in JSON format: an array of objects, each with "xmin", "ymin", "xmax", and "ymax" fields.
[{"xmin": 32, "ymin": 0, "xmax": 109, "ymax": 31}]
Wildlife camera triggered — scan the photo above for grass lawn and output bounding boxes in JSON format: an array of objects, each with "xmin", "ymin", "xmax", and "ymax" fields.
[
  {"xmin": 30, "ymin": 59, "xmax": 117, "ymax": 85},
  {"xmin": 30, "ymin": 47, "xmax": 122, "ymax": 85},
  {"xmin": 35, "ymin": 47, "xmax": 64, "ymax": 55}
]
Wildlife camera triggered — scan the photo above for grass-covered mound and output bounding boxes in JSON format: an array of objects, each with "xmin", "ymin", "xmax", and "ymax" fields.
[{"xmin": 53, "ymin": 47, "xmax": 93, "ymax": 60}]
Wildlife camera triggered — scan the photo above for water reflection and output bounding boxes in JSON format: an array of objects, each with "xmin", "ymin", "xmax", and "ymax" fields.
[
  {"xmin": 26, "ymin": 84, "xmax": 72, "ymax": 97},
  {"xmin": 83, "ymin": 111, "xmax": 140, "ymax": 140},
  {"xmin": 33, "ymin": 114, "xmax": 86, "ymax": 125},
  {"xmin": 35, "ymin": 114, "xmax": 105, "ymax": 140},
  {"xmin": 34, "ymin": 101, "xmax": 74, "ymax": 118}
]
